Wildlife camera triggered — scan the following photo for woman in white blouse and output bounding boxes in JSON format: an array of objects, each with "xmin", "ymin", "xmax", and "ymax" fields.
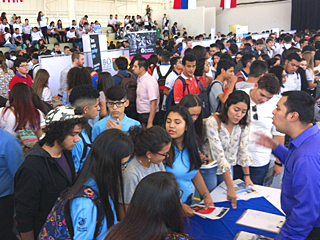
[
  {"xmin": 37, "ymin": 11, "xmax": 49, "ymax": 43},
  {"xmin": 203, "ymin": 90, "xmax": 253, "ymax": 208}
]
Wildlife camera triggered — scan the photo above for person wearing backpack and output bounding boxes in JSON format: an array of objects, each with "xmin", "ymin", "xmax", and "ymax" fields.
[
  {"xmin": 69, "ymin": 85, "xmax": 100, "ymax": 173},
  {"xmin": 152, "ymin": 50, "xmax": 172, "ymax": 126},
  {"xmin": 14, "ymin": 106, "xmax": 86, "ymax": 240},
  {"xmin": 172, "ymin": 54, "xmax": 203, "ymax": 105},
  {"xmin": 91, "ymin": 86, "xmax": 140, "ymax": 141},
  {"xmin": 132, "ymin": 57, "xmax": 160, "ymax": 128},
  {"xmin": 113, "ymin": 56, "xmax": 138, "ymax": 120},
  {"xmin": 38, "ymin": 129, "xmax": 134, "ymax": 240},
  {"xmin": 208, "ymin": 59, "xmax": 237, "ymax": 113}
]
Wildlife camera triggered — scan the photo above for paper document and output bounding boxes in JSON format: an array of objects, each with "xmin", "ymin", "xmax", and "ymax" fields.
[
  {"xmin": 234, "ymin": 231, "xmax": 273, "ymax": 240},
  {"xmin": 236, "ymin": 209, "xmax": 285, "ymax": 234},
  {"xmin": 191, "ymin": 205, "xmax": 229, "ymax": 220}
]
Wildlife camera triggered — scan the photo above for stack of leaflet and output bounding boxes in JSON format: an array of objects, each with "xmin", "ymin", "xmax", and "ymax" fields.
[{"xmin": 191, "ymin": 205, "xmax": 229, "ymax": 220}]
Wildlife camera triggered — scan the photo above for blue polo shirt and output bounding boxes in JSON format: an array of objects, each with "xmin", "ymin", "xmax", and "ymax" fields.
[
  {"xmin": 0, "ymin": 129, "xmax": 24, "ymax": 198},
  {"xmin": 72, "ymin": 128, "xmax": 91, "ymax": 172},
  {"xmin": 92, "ymin": 114, "xmax": 140, "ymax": 141},
  {"xmin": 70, "ymin": 178, "xmax": 117, "ymax": 240},
  {"xmin": 273, "ymin": 124, "xmax": 320, "ymax": 239},
  {"xmin": 165, "ymin": 146, "xmax": 197, "ymax": 203}
]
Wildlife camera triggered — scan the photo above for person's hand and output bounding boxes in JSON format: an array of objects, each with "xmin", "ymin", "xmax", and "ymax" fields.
[
  {"xmin": 182, "ymin": 203, "xmax": 195, "ymax": 217},
  {"xmin": 227, "ymin": 187, "xmax": 237, "ymax": 209},
  {"xmin": 244, "ymin": 176, "xmax": 253, "ymax": 188},
  {"xmin": 273, "ymin": 164, "xmax": 283, "ymax": 176},
  {"xmin": 203, "ymin": 193, "xmax": 214, "ymax": 208},
  {"xmin": 254, "ymin": 132, "xmax": 279, "ymax": 150},
  {"xmin": 147, "ymin": 122, "xmax": 153, "ymax": 128},
  {"xmin": 106, "ymin": 118, "xmax": 122, "ymax": 130}
]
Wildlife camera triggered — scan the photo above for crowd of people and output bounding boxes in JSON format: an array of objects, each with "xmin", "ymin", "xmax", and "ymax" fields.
[{"xmin": 1, "ymin": 7, "xmax": 320, "ymax": 240}]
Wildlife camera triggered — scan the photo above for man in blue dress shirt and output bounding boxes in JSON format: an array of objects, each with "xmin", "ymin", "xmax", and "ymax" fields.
[{"xmin": 257, "ymin": 91, "xmax": 320, "ymax": 239}]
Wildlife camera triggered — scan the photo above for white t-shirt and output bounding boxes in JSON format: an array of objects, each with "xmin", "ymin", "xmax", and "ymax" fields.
[
  {"xmin": 76, "ymin": 29, "xmax": 85, "ymax": 38},
  {"xmin": 0, "ymin": 108, "xmax": 45, "ymax": 137},
  {"xmin": 31, "ymin": 31, "xmax": 43, "ymax": 41},
  {"xmin": 108, "ymin": 18, "xmax": 114, "ymax": 25},
  {"xmin": 4, "ymin": 33, "xmax": 12, "ymax": 44},
  {"xmin": 12, "ymin": 33, "xmax": 22, "ymax": 44},
  {"xmin": 241, "ymin": 88, "xmax": 284, "ymax": 167},
  {"xmin": 284, "ymin": 72, "xmax": 301, "ymax": 91},
  {"xmin": 0, "ymin": 24, "xmax": 10, "ymax": 33},
  {"xmin": 69, "ymin": 24, "xmax": 79, "ymax": 30},
  {"xmin": 47, "ymin": 25, "xmax": 56, "ymax": 34},
  {"xmin": 13, "ymin": 23, "xmax": 23, "ymax": 34},
  {"xmin": 135, "ymin": 18, "xmax": 141, "ymax": 23},
  {"xmin": 22, "ymin": 24, "xmax": 32, "ymax": 34},
  {"xmin": 143, "ymin": 15, "xmax": 149, "ymax": 25},
  {"xmin": 41, "ymin": 87, "xmax": 52, "ymax": 102},
  {"xmin": 39, "ymin": 15, "xmax": 47, "ymax": 27},
  {"xmin": 66, "ymin": 31, "xmax": 75, "ymax": 40},
  {"xmin": 124, "ymin": 18, "xmax": 129, "ymax": 25}
]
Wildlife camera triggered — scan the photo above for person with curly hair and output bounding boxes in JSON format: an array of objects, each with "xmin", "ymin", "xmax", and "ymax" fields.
[{"xmin": 14, "ymin": 106, "xmax": 87, "ymax": 240}]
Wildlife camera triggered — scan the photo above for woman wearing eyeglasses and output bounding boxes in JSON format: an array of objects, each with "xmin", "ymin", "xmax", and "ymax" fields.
[
  {"xmin": 119, "ymin": 125, "xmax": 172, "ymax": 219},
  {"xmin": 202, "ymin": 91, "xmax": 252, "ymax": 209},
  {"xmin": 105, "ymin": 172, "xmax": 194, "ymax": 240}
]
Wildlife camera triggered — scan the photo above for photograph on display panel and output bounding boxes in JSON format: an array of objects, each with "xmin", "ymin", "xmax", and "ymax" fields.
[{"xmin": 128, "ymin": 31, "xmax": 156, "ymax": 56}]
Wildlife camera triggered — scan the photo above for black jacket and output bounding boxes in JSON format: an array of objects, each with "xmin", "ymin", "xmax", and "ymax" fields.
[{"xmin": 14, "ymin": 143, "xmax": 75, "ymax": 239}]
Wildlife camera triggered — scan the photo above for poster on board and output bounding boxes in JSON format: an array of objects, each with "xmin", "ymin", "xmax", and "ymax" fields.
[
  {"xmin": 101, "ymin": 50, "xmax": 123, "ymax": 76},
  {"xmin": 89, "ymin": 34, "xmax": 102, "ymax": 72},
  {"xmin": 127, "ymin": 31, "xmax": 156, "ymax": 56}
]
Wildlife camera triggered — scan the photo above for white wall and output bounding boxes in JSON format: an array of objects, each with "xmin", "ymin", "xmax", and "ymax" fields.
[
  {"xmin": 152, "ymin": 6, "xmax": 216, "ymax": 36},
  {"xmin": 198, "ymin": 0, "xmax": 292, "ymax": 35}
]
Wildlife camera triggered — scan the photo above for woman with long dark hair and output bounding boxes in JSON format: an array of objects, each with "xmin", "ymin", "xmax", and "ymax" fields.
[
  {"xmin": 37, "ymin": 11, "xmax": 49, "ymax": 43},
  {"xmin": 202, "ymin": 90, "xmax": 252, "ymax": 208},
  {"xmin": 269, "ymin": 65, "xmax": 287, "ymax": 95},
  {"xmin": 97, "ymin": 72, "xmax": 114, "ymax": 118},
  {"xmin": 105, "ymin": 172, "xmax": 194, "ymax": 240},
  {"xmin": 39, "ymin": 129, "xmax": 134, "ymax": 239},
  {"xmin": 56, "ymin": 19, "xmax": 66, "ymax": 42},
  {"xmin": 165, "ymin": 106, "xmax": 214, "ymax": 216},
  {"xmin": 119, "ymin": 125, "xmax": 171, "ymax": 219},
  {"xmin": 0, "ymin": 82, "xmax": 45, "ymax": 137},
  {"xmin": 194, "ymin": 57, "xmax": 210, "ymax": 89},
  {"xmin": 0, "ymin": 54, "xmax": 14, "ymax": 98}
]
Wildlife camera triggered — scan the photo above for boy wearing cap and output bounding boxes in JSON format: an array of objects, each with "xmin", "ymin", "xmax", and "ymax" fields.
[{"xmin": 14, "ymin": 106, "xmax": 86, "ymax": 240}]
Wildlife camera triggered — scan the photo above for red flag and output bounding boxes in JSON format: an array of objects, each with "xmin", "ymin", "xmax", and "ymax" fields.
[{"xmin": 220, "ymin": 0, "xmax": 236, "ymax": 8}]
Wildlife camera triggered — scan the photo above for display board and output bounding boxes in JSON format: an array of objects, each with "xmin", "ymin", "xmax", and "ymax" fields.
[{"xmin": 127, "ymin": 31, "xmax": 157, "ymax": 56}]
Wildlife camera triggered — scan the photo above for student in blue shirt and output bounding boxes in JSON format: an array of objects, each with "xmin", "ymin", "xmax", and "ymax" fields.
[
  {"xmin": 46, "ymin": 129, "xmax": 133, "ymax": 240},
  {"xmin": 0, "ymin": 129, "xmax": 23, "ymax": 239},
  {"xmin": 69, "ymin": 85, "xmax": 100, "ymax": 173},
  {"xmin": 92, "ymin": 85, "xmax": 140, "ymax": 140},
  {"xmin": 165, "ymin": 106, "xmax": 214, "ymax": 216},
  {"xmin": 257, "ymin": 91, "xmax": 320, "ymax": 239}
]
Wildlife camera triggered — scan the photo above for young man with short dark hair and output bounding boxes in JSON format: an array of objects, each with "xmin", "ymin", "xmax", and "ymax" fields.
[
  {"xmin": 132, "ymin": 57, "xmax": 159, "ymax": 127},
  {"xmin": 15, "ymin": 106, "xmax": 86, "ymax": 240},
  {"xmin": 234, "ymin": 74, "xmax": 284, "ymax": 185},
  {"xmin": 172, "ymin": 54, "xmax": 202, "ymax": 104},
  {"xmin": 236, "ymin": 53, "xmax": 256, "ymax": 82},
  {"xmin": 208, "ymin": 59, "xmax": 237, "ymax": 113},
  {"xmin": 9, "ymin": 57, "xmax": 33, "ymax": 91},
  {"xmin": 69, "ymin": 85, "xmax": 100, "ymax": 172},
  {"xmin": 283, "ymin": 53, "xmax": 302, "ymax": 91},
  {"xmin": 92, "ymin": 85, "xmax": 140, "ymax": 140},
  {"xmin": 257, "ymin": 91, "xmax": 320, "ymax": 239},
  {"xmin": 113, "ymin": 56, "xmax": 137, "ymax": 85}
]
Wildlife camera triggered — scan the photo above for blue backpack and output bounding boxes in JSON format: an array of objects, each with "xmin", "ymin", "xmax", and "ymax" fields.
[{"xmin": 38, "ymin": 185, "xmax": 104, "ymax": 240}]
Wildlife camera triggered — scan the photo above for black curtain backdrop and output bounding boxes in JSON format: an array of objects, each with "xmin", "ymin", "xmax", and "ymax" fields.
[{"xmin": 291, "ymin": 0, "xmax": 320, "ymax": 31}]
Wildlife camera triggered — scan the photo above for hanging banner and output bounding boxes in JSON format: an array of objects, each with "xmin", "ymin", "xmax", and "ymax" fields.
[
  {"xmin": 127, "ymin": 31, "xmax": 156, "ymax": 56},
  {"xmin": 89, "ymin": 34, "xmax": 102, "ymax": 72}
]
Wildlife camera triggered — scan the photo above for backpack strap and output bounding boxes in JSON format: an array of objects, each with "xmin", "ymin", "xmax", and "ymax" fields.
[
  {"xmin": 177, "ymin": 76, "xmax": 189, "ymax": 94},
  {"xmin": 195, "ymin": 76, "xmax": 205, "ymax": 93},
  {"xmin": 79, "ymin": 132, "xmax": 92, "ymax": 166},
  {"xmin": 211, "ymin": 113, "xmax": 221, "ymax": 132},
  {"xmin": 115, "ymin": 73, "xmax": 125, "ymax": 79}
]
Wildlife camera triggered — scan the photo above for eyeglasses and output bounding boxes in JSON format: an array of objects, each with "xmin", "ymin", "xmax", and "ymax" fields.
[
  {"xmin": 157, "ymin": 151, "xmax": 170, "ymax": 159},
  {"xmin": 121, "ymin": 161, "xmax": 128, "ymax": 169},
  {"xmin": 180, "ymin": 189, "xmax": 184, "ymax": 199},
  {"xmin": 252, "ymin": 105, "xmax": 258, "ymax": 120},
  {"xmin": 19, "ymin": 64, "xmax": 28, "ymax": 68},
  {"xmin": 107, "ymin": 101, "xmax": 126, "ymax": 108}
]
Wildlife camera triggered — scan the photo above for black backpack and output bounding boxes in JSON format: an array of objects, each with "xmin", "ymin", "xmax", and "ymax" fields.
[
  {"xmin": 28, "ymin": 63, "xmax": 38, "ymax": 79},
  {"xmin": 156, "ymin": 65, "xmax": 172, "ymax": 106},
  {"xmin": 117, "ymin": 72, "xmax": 137, "ymax": 109},
  {"xmin": 78, "ymin": 132, "xmax": 92, "ymax": 171}
]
